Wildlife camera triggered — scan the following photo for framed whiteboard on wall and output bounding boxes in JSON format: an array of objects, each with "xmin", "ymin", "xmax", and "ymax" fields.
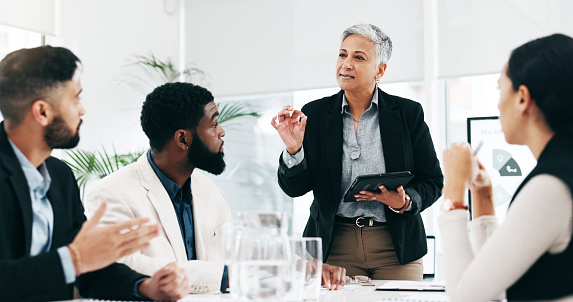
[{"xmin": 467, "ymin": 117, "xmax": 537, "ymax": 223}]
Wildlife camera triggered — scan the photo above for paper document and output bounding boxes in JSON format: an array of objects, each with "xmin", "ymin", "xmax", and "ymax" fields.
[{"xmin": 376, "ymin": 280, "xmax": 445, "ymax": 292}]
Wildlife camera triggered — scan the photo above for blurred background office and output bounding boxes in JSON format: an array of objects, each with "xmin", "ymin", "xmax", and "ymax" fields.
[{"xmin": 1, "ymin": 0, "xmax": 573, "ymax": 277}]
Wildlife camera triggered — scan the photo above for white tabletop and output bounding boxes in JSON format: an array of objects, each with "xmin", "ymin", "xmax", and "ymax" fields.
[
  {"xmin": 176, "ymin": 280, "xmax": 448, "ymax": 302},
  {"xmin": 65, "ymin": 280, "xmax": 449, "ymax": 302}
]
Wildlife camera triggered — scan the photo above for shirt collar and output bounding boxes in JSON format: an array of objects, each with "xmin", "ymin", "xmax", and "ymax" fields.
[
  {"xmin": 341, "ymin": 85, "xmax": 379, "ymax": 114},
  {"xmin": 147, "ymin": 150, "xmax": 190, "ymax": 202},
  {"xmin": 8, "ymin": 138, "xmax": 51, "ymax": 196}
]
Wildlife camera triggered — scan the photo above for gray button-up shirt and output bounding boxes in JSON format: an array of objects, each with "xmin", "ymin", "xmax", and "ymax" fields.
[{"xmin": 335, "ymin": 88, "xmax": 388, "ymax": 221}]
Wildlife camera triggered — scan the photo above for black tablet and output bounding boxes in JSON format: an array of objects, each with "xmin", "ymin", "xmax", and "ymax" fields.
[{"xmin": 343, "ymin": 171, "xmax": 414, "ymax": 202}]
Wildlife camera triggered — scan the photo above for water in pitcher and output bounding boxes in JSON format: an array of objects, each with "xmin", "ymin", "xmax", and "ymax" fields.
[{"xmin": 238, "ymin": 260, "xmax": 289, "ymax": 301}]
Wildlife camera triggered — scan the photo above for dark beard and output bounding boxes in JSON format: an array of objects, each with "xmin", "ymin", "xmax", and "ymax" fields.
[
  {"xmin": 182, "ymin": 132, "xmax": 225, "ymax": 175},
  {"xmin": 44, "ymin": 117, "xmax": 81, "ymax": 149}
]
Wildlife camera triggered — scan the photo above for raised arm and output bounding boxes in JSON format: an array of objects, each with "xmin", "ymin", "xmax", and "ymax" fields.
[{"xmin": 273, "ymin": 105, "xmax": 313, "ymax": 197}]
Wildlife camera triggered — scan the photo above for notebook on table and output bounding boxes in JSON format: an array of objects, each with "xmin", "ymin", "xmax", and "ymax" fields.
[{"xmin": 376, "ymin": 280, "xmax": 445, "ymax": 292}]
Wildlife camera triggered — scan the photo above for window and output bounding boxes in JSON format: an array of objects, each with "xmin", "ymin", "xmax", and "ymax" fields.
[
  {"xmin": 208, "ymin": 92, "xmax": 296, "ymax": 233},
  {"xmin": 0, "ymin": 24, "xmax": 43, "ymax": 121},
  {"xmin": 445, "ymin": 74, "xmax": 501, "ymax": 145},
  {"xmin": 0, "ymin": 24, "xmax": 43, "ymax": 60}
]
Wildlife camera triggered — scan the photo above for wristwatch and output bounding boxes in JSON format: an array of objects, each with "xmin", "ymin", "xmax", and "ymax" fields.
[{"xmin": 441, "ymin": 198, "xmax": 468, "ymax": 212}]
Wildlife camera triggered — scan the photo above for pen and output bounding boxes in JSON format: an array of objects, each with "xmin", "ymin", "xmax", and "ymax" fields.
[{"xmin": 473, "ymin": 141, "xmax": 483, "ymax": 156}]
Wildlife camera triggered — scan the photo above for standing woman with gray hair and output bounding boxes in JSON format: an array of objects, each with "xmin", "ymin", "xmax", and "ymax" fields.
[{"xmin": 271, "ymin": 24, "xmax": 443, "ymax": 282}]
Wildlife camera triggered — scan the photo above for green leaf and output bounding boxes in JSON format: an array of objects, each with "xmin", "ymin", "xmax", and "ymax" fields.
[
  {"xmin": 122, "ymin": 54, "xmax": 260, "ymax": 125},
  {"xmin": 217, "ymin": 102, "xmax": 261, "ymax": 124},
  {"xmin": 64, "ymin": 147, "xmax": 145, "ymax": 200}
]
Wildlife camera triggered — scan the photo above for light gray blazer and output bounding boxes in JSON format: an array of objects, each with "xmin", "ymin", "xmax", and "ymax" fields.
[{"xmin": 85, "ymin": 154, "xmax": 231, "ymax": 294}]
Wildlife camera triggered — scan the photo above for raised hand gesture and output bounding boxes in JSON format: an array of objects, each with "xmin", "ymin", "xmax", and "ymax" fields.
[{"xmin": 271, "ymin": 105, "xmax": 307, "ymax": 155}]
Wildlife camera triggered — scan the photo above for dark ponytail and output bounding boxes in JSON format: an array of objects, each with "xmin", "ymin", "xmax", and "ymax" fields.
[{"xmin": 507, "ymin": 34, "xmax": 573, "ymax": 134}]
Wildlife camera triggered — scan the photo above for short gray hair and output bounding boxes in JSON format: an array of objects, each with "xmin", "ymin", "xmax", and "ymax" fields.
[{"xmin": 341, "ymin": 24, "xmax": 392, "ymax": 65}]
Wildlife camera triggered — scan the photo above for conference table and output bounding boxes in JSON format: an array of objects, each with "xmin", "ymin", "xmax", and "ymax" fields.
[{"xmin": 66, "ymin": 280, "xmax": 449, "ymax": 302}]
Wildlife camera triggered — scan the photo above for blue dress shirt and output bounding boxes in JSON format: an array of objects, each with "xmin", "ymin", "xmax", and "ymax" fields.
[
  {"xmin": 147, "ymin": 151, "xmax": 196, "ymax": 260},
  {"xmin": 147, "ymin": 151, "xmax": 228, "ymax": 292},
  {"xmin": 8, "ymin": 139, "xmax": 76, "ymax": 284}
]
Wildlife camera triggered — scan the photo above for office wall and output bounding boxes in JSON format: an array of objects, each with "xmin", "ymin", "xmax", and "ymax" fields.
[
  {"xmin": 184, "ymin": 0, "xmax": 573, "ymax": 136},
  {"xmin": 0, "ymin": 0, "xmax": 56, "ymax": 35},
  {"xmin": 186, "ymin": 0, "xmax": 425, "ymax": 97},
  {"xmin": 50, "ymin": 0, "xmax": 180, "ymax": 153},
  {"xmin": 439, "ymin": 0, "xmax": 573, "ymax": 78}
]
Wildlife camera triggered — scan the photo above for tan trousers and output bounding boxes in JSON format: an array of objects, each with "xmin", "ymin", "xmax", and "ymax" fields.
[{"xmin": 326, "ymin": 219, "xmax": 423, "ymax": 280}]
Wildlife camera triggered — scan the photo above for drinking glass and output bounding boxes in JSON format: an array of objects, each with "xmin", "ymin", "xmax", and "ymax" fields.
[
  {"xmin": 299, "ymin": 238, "xmax": 322, "ymax": 301},
  {"xmin": 221, "ymin": 221, "xmax": 242, "ymax": 265},
  {"xmin": 221, "ymin": 221, "xmax": 242, "ymax": 297},
  {"xmin": 286, "ymin": 238, "xmax": 306, "ymax": 301},
  {"xmin": 233, "ymin": 211, "xmax": 291, "ymax": 301}
]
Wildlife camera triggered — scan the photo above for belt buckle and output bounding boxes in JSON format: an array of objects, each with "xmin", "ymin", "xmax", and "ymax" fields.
[{"xmin": 355, "ymin": 217, "xmax": 374, "ymax": 227}]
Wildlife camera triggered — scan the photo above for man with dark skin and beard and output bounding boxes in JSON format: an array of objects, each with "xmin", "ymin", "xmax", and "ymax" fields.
[
  {"xmin": 0, "ymin": 46, "xmax": 191, "ymax": 301},
  {"xmin": 85, "ymin": 82, "xmax": 232, "ymax": 294}
]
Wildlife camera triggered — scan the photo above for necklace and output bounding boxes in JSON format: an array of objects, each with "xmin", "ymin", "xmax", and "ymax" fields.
[{"xmin": 352, "ymin": 117, "xmax": 359, "ymax": 123}]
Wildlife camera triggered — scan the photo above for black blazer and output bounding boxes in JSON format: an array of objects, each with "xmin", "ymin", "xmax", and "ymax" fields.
[
  {"xmin": 278, "ymin": 89, "xmax": 443, "ymax": 264},
  {"xmin": 0, "ymin": 123, "xmax": 147, "ymax": 302}
]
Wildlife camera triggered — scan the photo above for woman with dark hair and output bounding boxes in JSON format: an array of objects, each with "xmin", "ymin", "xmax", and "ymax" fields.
[{"xmin": 440, "ymin": 33, "xmax": 573, "ymax": 301}]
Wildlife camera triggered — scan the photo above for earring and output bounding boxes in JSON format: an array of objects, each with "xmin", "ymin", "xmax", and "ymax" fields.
[{"xmin": 186, "ymin": 146, "xmax": 189, "ymax": 149}]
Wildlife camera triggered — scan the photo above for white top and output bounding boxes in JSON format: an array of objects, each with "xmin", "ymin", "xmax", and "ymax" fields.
[{"xmin": 438, "ymin": 174, "xmax": 573, "ymax": 302}]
